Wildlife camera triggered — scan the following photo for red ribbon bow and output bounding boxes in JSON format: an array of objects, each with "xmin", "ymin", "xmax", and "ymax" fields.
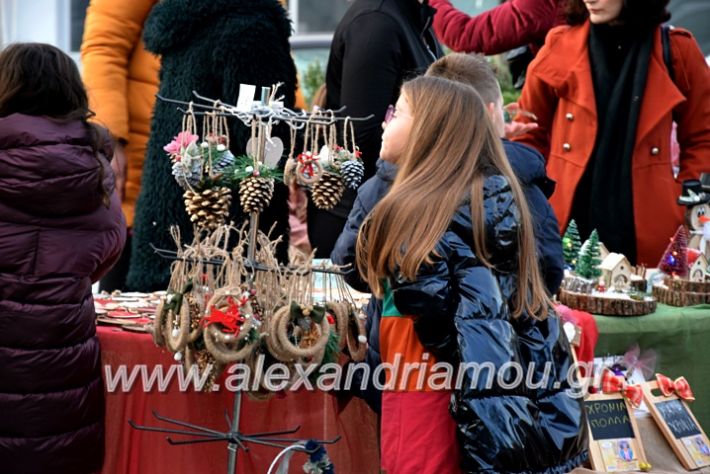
[
  {"xmin": 601, "ymin": 369, "xmax": 644, "ymax": 407},
  {"xmin": 297, "ymin": 152, "xmax": 317, "ymax": 178},
  {"xmin": 656, "ymin": 374, "xmax": 695, "ymax": 401}
]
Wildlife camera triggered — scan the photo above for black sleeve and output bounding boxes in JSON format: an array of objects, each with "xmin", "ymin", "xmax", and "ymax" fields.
[
  {"xmin": 330, "ymin": 192, "xmax": 370, "ymax": 292},
  {"xmin": 338, "ymin": 12, "xmax": 403, "ymax": 177}
]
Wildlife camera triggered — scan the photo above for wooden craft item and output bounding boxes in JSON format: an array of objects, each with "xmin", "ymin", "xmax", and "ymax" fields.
[
  {"xmin": 584, "ymin": 391, "xmax": 648, "ymax": 472},
  {"xmin": 559, "ymin": 288, "xmax": 656, "ymax": 316},
  {"xmin": 643, "ymin": 381, "xmax": 710, "ymax": 470}
]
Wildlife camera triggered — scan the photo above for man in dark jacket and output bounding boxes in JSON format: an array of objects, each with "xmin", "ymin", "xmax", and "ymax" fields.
[
  {"xmin": 331, "ymin": 53, "xmax": 565, "ymax": 414},
  {"xmin": 310, "ymin": 0, "xmax": 443, "ymax": 258}
]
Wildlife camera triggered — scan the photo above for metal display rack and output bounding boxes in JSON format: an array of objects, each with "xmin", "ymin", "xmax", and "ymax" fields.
[{"xmin": 129, "ymin": 87, "xmax": 369, "ymax": 473}]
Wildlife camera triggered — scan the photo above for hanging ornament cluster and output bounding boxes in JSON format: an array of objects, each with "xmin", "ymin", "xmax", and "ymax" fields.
[
  {"xmin": 219, "ymin": 113, "xmax": 283, "ymax": 215},
  {"xmin": 284, "ymin": 115, "xmax": 364, "ymax": 210},
  {"xmin": 151, "ymin": 225, "xmax": 368, "ymax": 395},
  {"xmin": 163, "ymin": 107, "xmax": 241, "ymax": 230}
]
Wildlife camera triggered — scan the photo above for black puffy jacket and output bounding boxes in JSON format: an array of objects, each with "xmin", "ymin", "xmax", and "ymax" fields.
[{"xmin": 391, "ymin": 175, "xmax": 588, "ymax": 473}]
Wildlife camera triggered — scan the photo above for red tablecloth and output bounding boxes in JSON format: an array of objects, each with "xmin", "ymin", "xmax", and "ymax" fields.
[{"xmin": 98, "ymin": 326, "xmax": 379, "ymax": 473}]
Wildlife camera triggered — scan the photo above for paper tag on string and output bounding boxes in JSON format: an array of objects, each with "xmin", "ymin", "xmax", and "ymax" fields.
[
  {"xmin": 236, "ymin": 84, "xmax": 256, "ymax": 112},
  {"xmin": 245, "ymin": 136, "xmax": 284, "ymax": 168}
]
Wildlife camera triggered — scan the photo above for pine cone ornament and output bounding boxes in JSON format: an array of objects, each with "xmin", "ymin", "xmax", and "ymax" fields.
[
  {"xmin": 239, "ymin": 176, "xmax": 275, "ymax": 214},
  {"xmin": 183, "ymin": 186, "xmax": 232, "ymax": 230},
  {"xmin": 172, "ymin": 161, "xmax": 201, "ymax": 190},
  {"xmin": 311, "ymin": 171, "xmax": 345, "ymax": 210},
  {"xmin": 340, "ymin": 160, "xmax": 364, "ymax": 189},
  {"xmin": 212, "ymin": 150, "xmax": 236, "ymax": 174}
]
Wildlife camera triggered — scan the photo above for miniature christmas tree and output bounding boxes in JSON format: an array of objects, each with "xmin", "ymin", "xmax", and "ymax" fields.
[
  {"xmin": 658, "ymin": 225, "xmax": 689, "ymax": 278},
  {"xmin": 563, "ymin": 220, "xmax": 582, "ymax": 268},
  {"xmin": 576, "ymin": 230, "xmax": 602, "ymax": 280}
]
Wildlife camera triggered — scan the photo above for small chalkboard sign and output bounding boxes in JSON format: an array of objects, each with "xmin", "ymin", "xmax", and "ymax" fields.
[
  {"xmin": 586, "ymin": 398, "xmax": 635, "ymax": 440},
  {"xmin": 584, "ymin": 391, "xmax": 647, "ymax": 472},
  {"xmin": 643, "ymin": 381, "xmax": 710, "ymax": 469}
]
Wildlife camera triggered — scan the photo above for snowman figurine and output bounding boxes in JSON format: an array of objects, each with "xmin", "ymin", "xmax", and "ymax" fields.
[{"xmin": 678, "ymin": 179, "xmax": 710, "ymax": 258}]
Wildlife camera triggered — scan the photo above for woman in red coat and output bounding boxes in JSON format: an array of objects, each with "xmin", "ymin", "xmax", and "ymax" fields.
[{"xmin": 514, "ymin": 0, "xmax": 710, "ymax": 267}]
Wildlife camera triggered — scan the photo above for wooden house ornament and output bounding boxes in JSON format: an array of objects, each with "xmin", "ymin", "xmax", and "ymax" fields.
[
  {"xmin": 600, "ymin": 253, "xmax": 632, "ymax": 291},
  {"xmin": 689, "ymin": 252, "xmax": 709, "ymax": 283}
]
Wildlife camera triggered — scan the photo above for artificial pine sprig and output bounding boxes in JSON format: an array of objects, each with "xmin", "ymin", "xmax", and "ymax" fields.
[{"xmin": 218, "ymin": 154, "xmax": 283, "ymax": 185}]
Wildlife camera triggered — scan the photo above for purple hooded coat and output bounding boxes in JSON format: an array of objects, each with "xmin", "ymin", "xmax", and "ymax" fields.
[{"xmin": 0, "ymin": 114, "xmax": 126, "ymax": 473}]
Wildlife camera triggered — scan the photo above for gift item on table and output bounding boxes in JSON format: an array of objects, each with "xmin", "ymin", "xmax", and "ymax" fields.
[
  {"xmin": 652, "ymin": 225, "xmax": 710, "ymax": 306},
  {"xmin": 559, "ymin": 227, "xmax": 656, "ymax": 316}
]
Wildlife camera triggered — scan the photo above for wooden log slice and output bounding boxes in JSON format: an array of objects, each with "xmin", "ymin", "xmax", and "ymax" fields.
[{"xmin": 558, "ymin": 289, "xmax": 656, "ymax": 316}]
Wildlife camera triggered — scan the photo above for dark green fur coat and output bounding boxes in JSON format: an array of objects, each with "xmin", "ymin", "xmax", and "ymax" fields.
[{"xmin": 127, "ymin": 0, "xmax": 297, "ymax": 290}]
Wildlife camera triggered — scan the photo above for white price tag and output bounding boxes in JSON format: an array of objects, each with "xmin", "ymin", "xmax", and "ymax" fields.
[{"xmin": 236, "ymin": 84, "xmax": 256, "ymax": 112}]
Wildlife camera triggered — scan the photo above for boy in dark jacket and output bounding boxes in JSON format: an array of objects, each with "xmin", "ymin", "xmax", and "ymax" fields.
[
  {"xmin": 331, "ymin": 53, "xmax": 564, "ymax": 413},
  {"xmin": 311, "ymin": 0, "xmax": 444, "ymax": 258}
]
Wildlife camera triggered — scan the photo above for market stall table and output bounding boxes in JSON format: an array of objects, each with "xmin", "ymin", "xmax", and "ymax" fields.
[
  {"xmin": 98, "ymin": 326, "xmax": 379, "ymax": 474},
  {"xmin": 593, "ymin": 304, "xmax": 710, "ymax": 431}
]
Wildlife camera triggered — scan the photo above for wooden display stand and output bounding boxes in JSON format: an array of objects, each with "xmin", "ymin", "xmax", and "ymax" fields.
[
  {"xmin": 652, "ymin": 277, "xmax": 710, "ymax": 307},
  {"xmin": 584, "ymin": 391, "xmax": 648, "ymax": 472},
  {"xmin": 643, "ymin": 381, "xmax": 710, "ymax": 470},
  {"xmin": 559, "ymin": 288, "xmax": 656, "ymax": 316}
]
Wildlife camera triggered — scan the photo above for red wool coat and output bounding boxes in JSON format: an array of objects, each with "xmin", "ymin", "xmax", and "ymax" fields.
[{"xmin": 514, "ymin": 22, "xmax": 710, "ymax": 266}]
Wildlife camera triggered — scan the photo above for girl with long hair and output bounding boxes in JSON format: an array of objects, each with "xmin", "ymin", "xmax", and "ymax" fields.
[
  {"xmin": 0, "ymin": 43, "xmax": 126, "ymax": 473},
  {"xmin": 357, "ymin": 75, "xmax": 587, "ymax": 473}
]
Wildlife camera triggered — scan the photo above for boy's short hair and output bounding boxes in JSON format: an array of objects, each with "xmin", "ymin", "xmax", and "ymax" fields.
[{"xmin": 425, "ymin": 53, "xmax": 502, "ymax": 106}]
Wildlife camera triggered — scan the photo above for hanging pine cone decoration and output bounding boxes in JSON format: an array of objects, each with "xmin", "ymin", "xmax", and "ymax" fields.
[
  {"xmin": 239, "ymin": 176, "xmax": 274, "ymax": 213},
  {"xmin": 340, "ymin": 160, "xmax": 364, "ymax": 190},
  {"xmin": 311, "ymin": 171, "xmax": 345, "ymax": 210},
  {"xmin": 183, "ymin": 186, "xmax": 232, "ymax": 230},
  {"xmin": 172, "ymin": 159, "xmax": 202, "ymax": 190},
  {"xmin": 212, "ymin": 150, "xmax": 236, "ymax": 174}
]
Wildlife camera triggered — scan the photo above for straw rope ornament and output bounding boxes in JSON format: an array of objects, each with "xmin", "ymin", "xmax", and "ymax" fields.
[
  {"xmin": 283, "ymin": 125, "xmax": 299, "ymax": 186},
  {"xmin": 295, "ymin": 111, "xmax": 324, "ymax": 186},
  {"xmin": 201, "ymin": 286, "xmax": 259, "ymax": 364},
  {"xmin": 330, "ymin": 263, "xmax": 368, "ymax": 361},
  {"xmin": 155, "ymin": 228, "xmax": 195, "ymax": 356},
  {"xmin": 326, "ymin": 301, "xmax": 349, "ymax": 352},
  {"xmin": 152, "ymin": 296, "xmax": 167, "ymax": 347},
  {"xmin": 271, "ymin": 303, "xmax": 331, "ymax": 362},
  {"xmin": 346, "ymin": 306, "xmax": 368, "ymax": 362}
]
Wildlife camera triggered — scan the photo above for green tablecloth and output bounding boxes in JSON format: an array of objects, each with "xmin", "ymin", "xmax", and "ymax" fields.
[{"xmin": 594, "ymin": 304, "xmax": 710, "ymax": 431}]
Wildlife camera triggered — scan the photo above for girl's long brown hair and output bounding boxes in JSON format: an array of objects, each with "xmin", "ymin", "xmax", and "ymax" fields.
[{"xmin": 356, "ymin": 76, "xmax": 552, "ymax": 319}]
